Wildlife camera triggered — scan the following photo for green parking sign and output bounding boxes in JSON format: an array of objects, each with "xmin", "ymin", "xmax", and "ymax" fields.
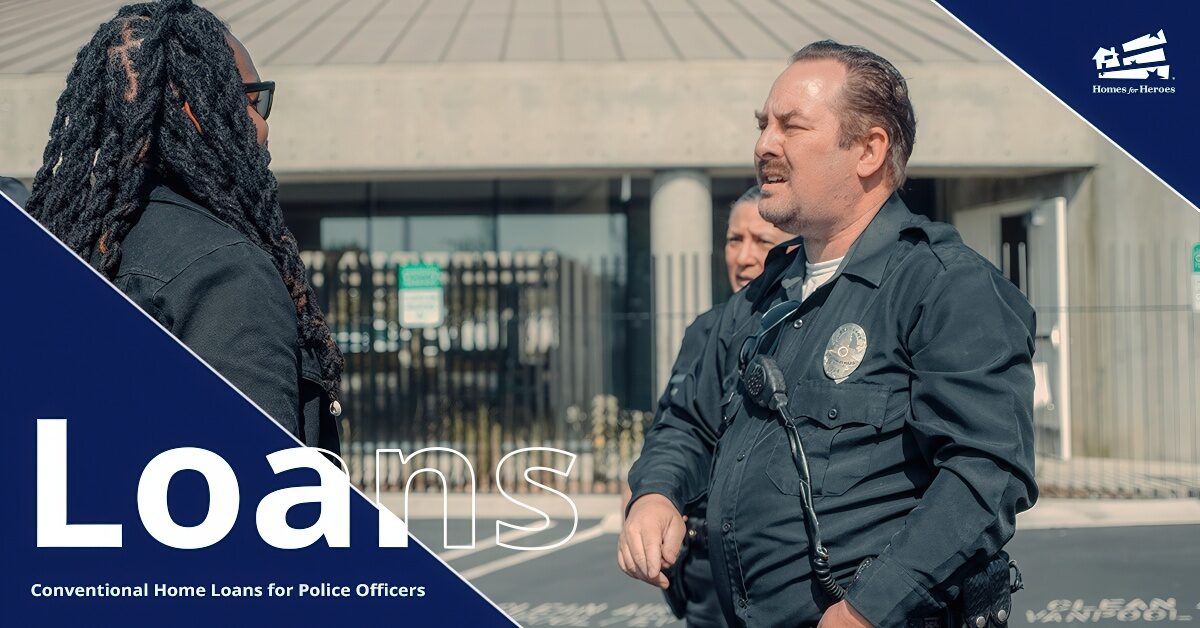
[{"xmin": 398, "ymin": 262, "xmax": 444, "ymax": 327}]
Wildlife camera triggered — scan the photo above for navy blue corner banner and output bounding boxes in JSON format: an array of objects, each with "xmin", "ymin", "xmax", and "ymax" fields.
[
  {"xmin": 0, "ymin": 196, "xmax": 514, "ymax": 626},
  {"xmin": 936, "ymin": 0, "xmax": 1199, "ymax": 210}
]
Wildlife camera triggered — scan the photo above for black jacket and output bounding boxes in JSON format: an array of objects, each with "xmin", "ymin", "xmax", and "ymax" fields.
[
  {"xmin": 628, "ymin": 194, "xmax": 1037, "ymax": 627},
  {"xmin": 98, "ymin": 184, "xmax": 340, "ymax": 453}
]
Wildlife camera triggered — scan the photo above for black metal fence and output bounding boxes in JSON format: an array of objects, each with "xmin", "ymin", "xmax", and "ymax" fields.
[
  {"xmin": 302, "ymin": 248, "xmax": 1200, "ymax": 498},
  {"xmin": 303, "ymin": 250, "xmax": 678, "ymax": 495}
]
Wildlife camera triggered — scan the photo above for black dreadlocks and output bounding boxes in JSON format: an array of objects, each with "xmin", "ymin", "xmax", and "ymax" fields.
[{"xmin": 26, "ymin": 0, "xmax": 343, "ymax": 399}]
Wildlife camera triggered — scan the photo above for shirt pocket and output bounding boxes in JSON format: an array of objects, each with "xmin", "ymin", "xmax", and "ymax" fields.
[{"xmin": 765, "ymin": 380, "xmax": 888, "ymax": 498}]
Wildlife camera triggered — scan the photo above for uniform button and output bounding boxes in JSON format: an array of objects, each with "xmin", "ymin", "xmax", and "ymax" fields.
[
  {"xmin": 827, "ymin": 408, "xmax": 838, "ymax": 420},
  {"xmin": 738, "ymin": 597, "xmax": 747, "ymax": 608},
  {"xmin": 792, "ymin": 319, "xmax": 803, "ymax": 329},
  {"xmin": 996, "ymin": 610, "xmax": 1008, "ymax": 622},
  {"xmin": 722, "ymin": 522, "xmax": 732, "ymax": 533},
  {"xmin": 736, "ymin": 452, "xmax": 746, "ymax": 461},
  {"xmin": 329, "ymin": 400, "xmax": 343, "ymax": 417}
]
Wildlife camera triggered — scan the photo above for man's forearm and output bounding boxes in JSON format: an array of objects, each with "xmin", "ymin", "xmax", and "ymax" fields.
[
  {"xmin": 844, "ymin": 456, "xmax": 1033, "ymax": 626},
  {"xmin": 626, "ymin": 415, "xmax": 714, "ymax": 515}
]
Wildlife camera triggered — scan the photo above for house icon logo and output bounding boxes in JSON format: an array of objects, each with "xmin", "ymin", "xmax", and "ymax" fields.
[{"xmin": 1093, "ymin": 29, "xmax": 1169, "ymax": 80}]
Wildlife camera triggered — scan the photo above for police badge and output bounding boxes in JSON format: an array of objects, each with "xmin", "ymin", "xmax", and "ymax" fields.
[{"xmin": 823, "ymin": 323, "xmax": 867, "ymax": 383}]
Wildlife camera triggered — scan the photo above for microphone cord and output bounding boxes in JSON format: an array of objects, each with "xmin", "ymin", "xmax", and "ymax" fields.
[{"xmin": 770, "ymin": 391, "xmax": 845, "ymax": 603}]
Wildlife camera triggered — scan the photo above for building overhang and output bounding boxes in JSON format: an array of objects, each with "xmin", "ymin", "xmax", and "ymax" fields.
[{"xmin": 0, "ymin": 60, "xmax": 1097, "ymax": 180}]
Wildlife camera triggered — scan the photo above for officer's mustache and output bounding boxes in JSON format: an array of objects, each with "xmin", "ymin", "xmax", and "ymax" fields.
[{"xmin": 756, "ymin": 160, "xmax": 789, "ymax": 184}]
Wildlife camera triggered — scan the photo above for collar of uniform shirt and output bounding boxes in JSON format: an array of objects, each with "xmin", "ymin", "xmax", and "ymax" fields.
[
  {"xmin": 815, "ymin": 192, "xmax": 927, "ymax": 289},
  {"xmin": 752, "ymin": 195, "xmax": 923, "ymax": 308}
]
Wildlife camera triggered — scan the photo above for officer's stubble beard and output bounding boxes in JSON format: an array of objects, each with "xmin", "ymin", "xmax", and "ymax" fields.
[
  {"xmin": 760, "ymin": 163, "xmax": 894, "ymax": 262},
  {"xmin": 757, "ymin": 175, "xmax": 856, "ymax": 246}
]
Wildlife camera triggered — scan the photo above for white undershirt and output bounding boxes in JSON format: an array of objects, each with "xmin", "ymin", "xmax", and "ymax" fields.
[{"xmin": 801, "ymin": 257, "xmax": 843, "ymax": 301}]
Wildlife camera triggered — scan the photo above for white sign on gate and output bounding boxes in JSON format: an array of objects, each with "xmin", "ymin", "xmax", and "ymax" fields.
[{"xmin": 398, "ymin": 262, "xmax": 444, "ymax": 328}]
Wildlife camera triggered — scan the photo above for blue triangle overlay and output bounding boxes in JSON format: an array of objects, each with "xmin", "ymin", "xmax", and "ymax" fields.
[
  {"xmin": 0, "ymin": 194, "xmax": 515, "ymax": 627},
  {"xmin": 935, "ymin": 0, "xmax": 1199, "ymax": 210}
]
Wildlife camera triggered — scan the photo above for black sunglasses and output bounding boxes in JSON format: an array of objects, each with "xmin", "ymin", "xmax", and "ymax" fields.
[
  {"xmin": 739, "ymin": 299, "xmax": 802, "ymax": 371},
  {"xmin": 243, "ymin": 80, "xmax": 275, "ymax": 120}
]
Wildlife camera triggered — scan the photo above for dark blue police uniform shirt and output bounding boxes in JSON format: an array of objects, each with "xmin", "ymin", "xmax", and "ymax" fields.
[{"xmin": 628, "ymin": 194, "xmax": 1038, "ymax": 627}]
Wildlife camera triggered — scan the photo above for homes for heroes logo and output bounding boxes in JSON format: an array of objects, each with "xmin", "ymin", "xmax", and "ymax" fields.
[{"xmin": 1092, "ymin": 29, "xmax": 1175, "ymax": 94}]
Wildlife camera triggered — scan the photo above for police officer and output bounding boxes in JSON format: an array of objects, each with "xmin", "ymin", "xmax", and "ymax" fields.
[
  {"xmin": 625, "ymin": 186, "xmax": 794, "ymax": 626},
  {"xmin": 619, "ymin": 40, "xmax": 1037, "ymax": 628}
]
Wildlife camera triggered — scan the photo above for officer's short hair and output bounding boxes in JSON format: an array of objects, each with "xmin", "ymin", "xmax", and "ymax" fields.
[
  {"xmin": 790, "ymin": 41, "xmax": 917, "ymax": 190},
  {"xmin": 730, "ymin": 185, "xmax": 762, "ymax": 215}
]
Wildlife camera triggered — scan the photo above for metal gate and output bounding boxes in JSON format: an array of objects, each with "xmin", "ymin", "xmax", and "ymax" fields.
[{"xmin": 302, "ymin": 249, "xmax": 653, "ymax": 494}]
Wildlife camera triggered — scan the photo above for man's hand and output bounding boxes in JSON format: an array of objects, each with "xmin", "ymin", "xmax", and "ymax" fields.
[
  {"xmin": 817, "ymin": 600, "xmax": 872, "ymax": 628},
  {"xmin": 616, "ymin": 493, "xmax": 686, "ymax": 589}
]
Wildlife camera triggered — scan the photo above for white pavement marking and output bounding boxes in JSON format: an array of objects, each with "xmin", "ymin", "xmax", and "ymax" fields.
[
  {"xmin": 439, "ymin": 521, "xmax": 559, "ymax": 562},
  {"xmin": 457, "ymin": 513, "xmax": 622, "ymax": 580}
]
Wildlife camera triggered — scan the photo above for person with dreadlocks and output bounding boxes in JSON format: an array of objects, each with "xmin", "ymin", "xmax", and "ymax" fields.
[{"xmin": 26, "ymin": 0, "xmax": 344, "ymax": 453}]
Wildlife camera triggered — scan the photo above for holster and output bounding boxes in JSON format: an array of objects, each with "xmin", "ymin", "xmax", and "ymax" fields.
[
  {"xmin": 662, "ymin": 516, "xmax": 707, "ymax": 619},
  {"xmin": 958, "ymin": 551, "xmax": 1021, "ymax": 627},
  {"xmin": 853, "ymin": 552, "xmax": 1021, "ymax": 628}
]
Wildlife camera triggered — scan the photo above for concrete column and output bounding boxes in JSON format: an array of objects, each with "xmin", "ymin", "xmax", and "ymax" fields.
[{"xmin": 650, "ymin": 169, "xmax": 713, "ymax": 394}]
